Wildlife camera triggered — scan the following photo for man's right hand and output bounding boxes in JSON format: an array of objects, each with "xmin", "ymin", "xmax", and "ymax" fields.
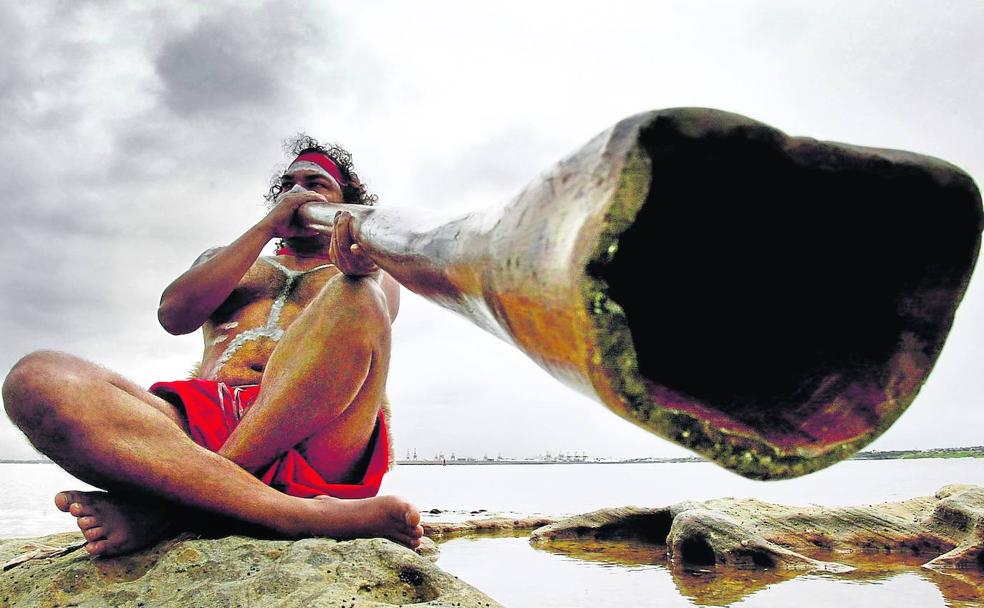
[
  {"xmin": 160, "ymin": 192, "xmax": 327, "ymax": 334},
  {"xmin": 258, "ymin": 189, "xmax": 331, "ymax": 239}
]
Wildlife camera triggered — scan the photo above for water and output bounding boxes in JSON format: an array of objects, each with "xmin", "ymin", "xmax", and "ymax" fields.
[
  {"xmin": 434, "ymin": 535, "xmax": 976, "ymax": 608},
  {"xmin": 377, "ymin": 458, "xmax": 984, "ymax": 516},
  {"xmin": 2, "ymin": 459, "xmax": 983, "ymax": 607}
]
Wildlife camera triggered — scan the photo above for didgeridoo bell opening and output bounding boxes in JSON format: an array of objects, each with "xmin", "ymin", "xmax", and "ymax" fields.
[
  {"xmin": 588, "ymin": 109, "xmax": 981, "ymax": 478},
  {"xmin": 302, "ymin": 108, "xmax": 983, "ymax": 479}
]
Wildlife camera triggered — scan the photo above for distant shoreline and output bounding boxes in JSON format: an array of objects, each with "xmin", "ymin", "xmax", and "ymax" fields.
[
  {"xmin": 397, "ymin": 446, "xmax": 984, "ymax": 466},
  {"xmin": 3, "ymin": 446, "xmax": 981, "ymax": 466},
  {"xmin": 395, "ymin": 446, "xmax": 984, "ymax": 465}
]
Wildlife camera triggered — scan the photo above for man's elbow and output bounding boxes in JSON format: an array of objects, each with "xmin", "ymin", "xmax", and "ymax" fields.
[{"xmin": 157, "ymin": 301, "xmax": 200, "ymax": 335}]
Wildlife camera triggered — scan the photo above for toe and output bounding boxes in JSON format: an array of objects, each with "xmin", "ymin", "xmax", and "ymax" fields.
[
  {"xmin": 55, "ymin": 491, "xmax": 81, "ymax": 512},
  {"xmin": 392, "ymin": 529, "xmax": 425, "ymax": 549},
  {"xmin": 69, "ymin": 502, "xmax": 91, "ymax": 517},
  {"xmin": 99, "ymin": 533, "xmax": 130, "ymax": 558},
  {"xmin": 83, "ymin": 527, "xmax": 106, "ymax": 542},
  {"xmin": 76, "ymin": 516, "xmax": 99, "ymax": 530},
  {"xmin": 411, "ymin": 524, "xmax": 424, "ymax": 539},
  {"xmin": 85, "ymin": 540, "xmax": 106, "ymax": 556}
]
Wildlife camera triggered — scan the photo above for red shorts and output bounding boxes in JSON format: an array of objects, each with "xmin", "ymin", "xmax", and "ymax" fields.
[{"xmin": 149, "ymin": 379, "xmax": 389, "ymax": 499}]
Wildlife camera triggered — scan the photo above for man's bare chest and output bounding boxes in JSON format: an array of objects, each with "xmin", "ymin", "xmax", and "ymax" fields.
[
  {"xmin": 210, "ymin": 257, "xmax": 338, "ymax": 324},
  {"xmin": 198, "ymin": 257, "xmax": 338, "ymax": 381}
]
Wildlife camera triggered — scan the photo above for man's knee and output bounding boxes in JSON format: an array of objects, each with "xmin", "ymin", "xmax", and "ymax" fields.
[
  {"xmin": 3, "ymin": 350, "xmax": 83, "ymax": 428},
  {"xmin": 324, "ymin": 275, "xmax": 391, "ymax": 338}
]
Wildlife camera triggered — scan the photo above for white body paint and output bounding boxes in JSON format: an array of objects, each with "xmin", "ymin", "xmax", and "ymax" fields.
[
  {"xmin": 285, "ymin": 161, "xmax": 336, "ymax": 181},
  {"xmin": 203, "ymin": 257, "xmax": 332, "ymax": 379},
  {"xmin": 274, "ymin": 183, "xmax": 310, "ymax": 204}
]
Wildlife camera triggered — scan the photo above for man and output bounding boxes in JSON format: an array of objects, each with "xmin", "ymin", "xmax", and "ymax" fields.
[{"xmin": 2, "ymin": 137, "xmax": 423, "ymax": 556}]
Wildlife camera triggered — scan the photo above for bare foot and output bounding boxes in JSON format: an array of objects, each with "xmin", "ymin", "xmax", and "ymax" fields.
[
  {"xmin": 57, "ymin": 490, "xmax": 424, "ymax": 554},
  {"xmin": 55, "ymin": 490, "xmax": 175, "ymax": 557},
  {"xmin": 300, "ymin": 494, "xmax": 424, "ymax": 549}
]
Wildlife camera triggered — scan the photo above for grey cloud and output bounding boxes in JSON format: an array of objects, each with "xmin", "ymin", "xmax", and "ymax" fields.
[
  {"xmin": 108, "ymin": 3, "xmax": 350, "ymax": 184},
  {"xmin": 6, "ymin": 198, "xmax": 121, "ymax": 241},
  {"xmin": 0, "ymin": 7, "xmax": 58, "ymax": 126},
  {"xmin": 0, "ymin": 187, "xmax": 145, "ymax": 376},
  {"xmin": 105, "ymin": 120, "xmax": 187, "ymax": 182},
  {"xmin": 154, "ymin": 3, "xmax": 333, "ymax": 119},
  {"xmin": 0, "ymin": 8, "xmax": 29, "ymax": 113},
  {"xmin": 155, "ymin": 28, "xmax": 274, "ymax": 117},
  {"xmin": 0, "ymin": 6, "xmax": 97, "ymax": 135},
  {"xmin": 0, "ymin": 246, "xmax": 117, "ymax": 341}
]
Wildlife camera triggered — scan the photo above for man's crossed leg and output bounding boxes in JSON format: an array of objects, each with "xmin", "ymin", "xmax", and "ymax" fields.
[{"xmin": 2, "ymin": 274, "xmax": 423, "ymax": 557}]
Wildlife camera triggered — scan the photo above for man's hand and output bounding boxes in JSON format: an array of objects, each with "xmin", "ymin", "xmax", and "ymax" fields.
[
  {"xmin": 330, "ymin": 210, "xmax": 380, "ymax": 277},
  {"xmin": 259, "ymin": 188, "xmax": 330, "ymax": 239}
]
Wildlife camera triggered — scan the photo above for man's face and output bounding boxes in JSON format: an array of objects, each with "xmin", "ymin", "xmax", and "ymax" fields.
[{"xmin": 279, "ymin": 168, "xmax": 344, "ymax": 203}]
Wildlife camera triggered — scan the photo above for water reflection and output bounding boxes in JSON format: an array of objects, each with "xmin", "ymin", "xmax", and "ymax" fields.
[
  {"xmin": 536, "ymin": 538, "xmax": 984, "ymax": 607},
  {"xmin": 436, "ymin": 533, "xmax": 984, "ymax": 608}
]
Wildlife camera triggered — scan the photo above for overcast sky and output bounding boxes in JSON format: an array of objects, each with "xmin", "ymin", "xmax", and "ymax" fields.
[{"xmin": 1, "ymin": 1, "xmax": 982, "ymax": 462}]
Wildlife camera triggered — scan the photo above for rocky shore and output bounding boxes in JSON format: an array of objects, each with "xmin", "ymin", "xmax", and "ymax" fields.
[
  {"xmin": 0, "ymin": 533, "xmax": 500, "ymax": 607},
  {"xmin": 530, "ymin": 484, "xmax": 984, "ymax": 572},
  {"xmin": 528, "ymin": 483, "xmax": 984, "ymax": 605},
  {"xmin": 3, "ymin": 485, "xmax": 981, "ymax": 606}
]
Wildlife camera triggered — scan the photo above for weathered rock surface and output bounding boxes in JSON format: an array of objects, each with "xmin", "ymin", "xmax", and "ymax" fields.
[
  {"xmin": 423, "ymin": 516, "xmax": 559, "ymax": 538},
  {"xmin": 0, "ymin": 532, "xmax": 501, "ymax": 607},
  {"xmin": 530, "ymin": 484, "xmax": 984, "ymax": 573}
]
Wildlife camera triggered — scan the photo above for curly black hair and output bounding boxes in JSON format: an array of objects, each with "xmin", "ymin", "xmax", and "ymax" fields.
[{"xmin": 266, "ymin": 133, "xmax": 378, "ymax": 207}]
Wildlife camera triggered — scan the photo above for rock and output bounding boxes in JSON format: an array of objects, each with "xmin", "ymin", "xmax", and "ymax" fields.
[
  {"xmin": 528, "ymin": 507, "xmax": 670, "ymax": 544},
  {"xmin": 923, "ymin": 485, "xmax": 984, "ymax": 570},
  {"xmin": 530, "ymin": 484, "xmax": 984, "ymax": 574},
  {"xmin": 416, "ymin": 537, "xmax": 440, "ymax": 562},
  {"xmin": 666, "ymin": 507, "xmax": 851, "ymax": 572},
  {"xmin": 424, "ymin": 516, "xmax": 560, "ymax": 538},
  {"xmin": 0, "ymin": 533, "xmax": 502, "ymax": 607}
]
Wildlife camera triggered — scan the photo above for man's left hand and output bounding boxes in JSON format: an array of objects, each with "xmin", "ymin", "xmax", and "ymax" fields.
[{"xmin": 330, "ymin": 211, "xmax": 380, "ymax": 277}]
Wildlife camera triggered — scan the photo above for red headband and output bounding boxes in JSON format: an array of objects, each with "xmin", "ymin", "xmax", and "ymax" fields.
[{"xmin": 288, "ymin": 152, "xmax": 346, "ymax": 185}]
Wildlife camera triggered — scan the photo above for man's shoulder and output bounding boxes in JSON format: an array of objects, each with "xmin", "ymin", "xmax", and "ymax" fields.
[{"xmin": 191, "ymin": 248, "xmax": 278, "ymax": 271}]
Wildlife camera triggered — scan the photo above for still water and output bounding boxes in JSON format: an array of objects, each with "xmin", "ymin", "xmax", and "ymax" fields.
[
  {"xmin": 436, "ymin": 534, "xmax": 984, "ymax": 607},
  {"xmin": 2, "ymin": 459, "xmax": 983, "ymax": 607}
]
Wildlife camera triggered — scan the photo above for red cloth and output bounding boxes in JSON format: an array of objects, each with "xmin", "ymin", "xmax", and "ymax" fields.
[
  {"xmin": 149, "ymin": 379, "xmax": 389, "ymax": 499},
  {"xmin": 291, "ymin": 152, "xmax": 346, "ymax": 185}
]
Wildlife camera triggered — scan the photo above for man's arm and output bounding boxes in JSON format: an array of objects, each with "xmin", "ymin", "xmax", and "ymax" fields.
[
  {"xmin": 158, "ymin": 190, "xmax": 328, "ymax": 335},
  {"xmin": 330, "ymin": 210, "xmax": 400, "ymax": 323},
  {"xmin": 157, "ymin": 224, "xmax": 271, "ymax": 335}
]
